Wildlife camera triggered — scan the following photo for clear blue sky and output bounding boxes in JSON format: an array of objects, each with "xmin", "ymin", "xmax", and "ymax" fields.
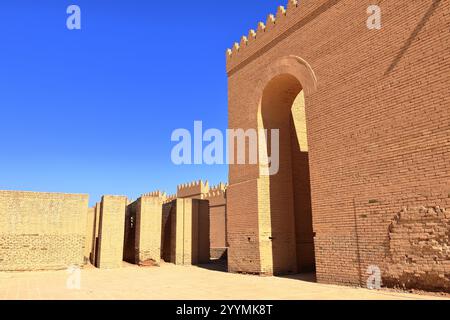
[{"xmin": 0, "ymin": 0, "xmax": 282, "ymax": 205}]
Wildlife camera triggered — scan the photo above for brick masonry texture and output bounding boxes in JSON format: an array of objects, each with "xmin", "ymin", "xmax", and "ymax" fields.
[
  {"xmin": 226, "ymin": 0, "xmax": 450, "ymax": 291},
  {"xmin": 0, "ymin": 191, "xmax": 88, "ymax": 271},
  {"xmin": 162, "ymin": 199, "xmax": 210, "ymax": 266},
  {"xmin": 0, "ymin": 0, "xmax": 448, "ymax": 296},
  {"xmin": 84, "ymin": 207, "xmax": 95, "ymax": 263},
  {"xmin": 96, "ymin": 196, "xmax": 127, "ymax": 269},
  {"xmin": 178, "ymin": 181, "xmax": 228, "ymax": 259},
  {"xmin": 124, "ymin": 195, "xmax": 163, "ymax": 266}
]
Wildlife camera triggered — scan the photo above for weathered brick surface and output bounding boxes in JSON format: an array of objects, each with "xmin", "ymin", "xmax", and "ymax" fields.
[
  {"xmin": 91, "ymin": 202, "xmax": 101, "ymax": 265},
  {"xmin": 226, "ymin": 0, "xmax": 450, "ymax": 289},
  {"xmin": 123, "ymin": 201, "xmax": 137, "ymax": 264},
  {"xmin": 162, "ymin": 199, "xmax": 210, "ymax": 265},
  {"xmin": 96, "ymin": 195, "xmax": 127, "ymax": 269},
  {"xmin": 0, "ymin": 191, "xmax": 88, "ymax": 271},
  {"xmin": 204, "ymin": 185, "xmax": 227, "ymax": 259},
  {"xmin": 385, "ymin": 206, "xmax": 450, "ymax": 292},
  {"xmin": 135, "ymin": 196, "xmax": 163, "ymax": 265},
  {"xmin": 352, "ymin": 193, "xmax": 450, "ymax": 292},
  {"xmin": 84, "ymin": 207, "xmax": 95, "ymax": 263},
  {"xmin": 178, "ymin": 181, "xmax": 228, "ymax": 259},
  {"xmin": 177, "ymin": 181, "xmax": 209, "ymax": 199}
]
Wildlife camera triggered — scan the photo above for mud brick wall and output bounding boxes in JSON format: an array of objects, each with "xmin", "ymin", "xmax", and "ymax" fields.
[
  {"xmin": 162, "ymin": 199, "xmax": 210, "ymax": 265},
  {"xmin": 123, "ymin": 201, "xmax": 137, "ymax": 264},
  {"xmin": 91, "ymin": 202, "xmax": 101, "ymax": 264},
  {"xmin": 205, "ymin": 191, "xmax": 227, "ymax": 260},
  {"xmin": 0, "ymin": 191, "xmax": 89, "ymax": 271},
  {"xmin": 134, "ymin": 196, "xmax": 163, "ymax": 266},
  {"xmin": 96, "ymin": 195, "xmax": 127, "ymax": 269},
  {"xmin": 387, "ymin": 207, "xmax": 449, "ymax": 292},
  {"xmin": 84, "ymin": 207, "xmax": 95, "ymax": 264},
  {"xmin": 352, "ymin": 191, "xmax": 450, "ymax": 292},
  {"xmin": 177, "ymin": 181, "xmax": 209, "ymax": 199},
  {"xmin": 161, "ymin": 201, "xmax": 176, "ymax": 263},
  {"xmin": 226, "ymin": 0, "xmax": 450, "ymax": 287}
]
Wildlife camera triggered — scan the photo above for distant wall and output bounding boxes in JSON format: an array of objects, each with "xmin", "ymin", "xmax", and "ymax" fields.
[
  {"xmin": 123, "ymin": 201, "xmax": 137, "ymax": 264},
  {"xmin": 161, "ymin": 201, "xmax": 176, "ymax": 263},
  {"xmin": 0, "ymin": 191, "xmax": 89, "ymax": 271},
  {"xmin": 124, "ymin": 196, "xmax": 163, "ymax": 266},
  {"xmin": 204, "ymin": 189, "xmax": 227, "ymax": 260},
  {"xmin": 96, "ymin": 195, "xmax": 127, "ymax": 269},
  {"xmin": 135, "ymin": 196, "xmax": 163, "ymax": 265},
  {"xmin": 84, "ymin": 207, "xmax": 96, "ymax": 263},
  {"xmin": 162, "ymin": 199, "xmax": 210, "ymax": 265}
]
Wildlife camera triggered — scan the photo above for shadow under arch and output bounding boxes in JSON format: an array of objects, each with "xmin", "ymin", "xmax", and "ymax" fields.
[{"xmin": 256, "ymin": 56, "xmax": 317, "ymax": 276}]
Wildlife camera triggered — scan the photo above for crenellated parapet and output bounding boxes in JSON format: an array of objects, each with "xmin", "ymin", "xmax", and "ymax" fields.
[
  {"xmin": 164, "ymin": 194, "xmax": 177, "ymax": 204},
  {"xmin": 225, "ymin": 0, "xmax": 304, "ymax": 74},
  {"xmin": 203, "ymin": 183, "xmax": 227, "ymax": 200},
  {"xmin": 177, "ymin": 180, "xmax": 210, "ymax": 199},
  {"xmin": 142, "ymin": 190, "xmax": 167, "ymax": 200},
  {"xmin": 203, "ymin": 183, "xmax": 227, "ymax": 208}
]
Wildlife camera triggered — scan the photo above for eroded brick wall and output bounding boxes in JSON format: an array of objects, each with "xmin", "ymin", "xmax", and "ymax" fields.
[
  {"xmin": 204, "ymin": 189, "xmax": 227, "ymax": 260},
  {"xmin": 352, "ymin": 193, "xmax": 450, "ymax": 292},
  {"xmin": 0, "ymin": 191, "xmax": 88, "ymax": 271},
  {"xmin": 123, "ymin": 201, "xmax": 137, "ymax": 264},
  {"xmin": 135, "ymin": 196, "xmax": 163, "ymax": 266},
  {"xmin": 162, "ymin": 199, "xmax": 210, "ymax": 265},
  {"xmin": 96, "ymin": 195, "xmax": 127, "ymax": 269},
  {"xmin": 84, "ymin": 207, "xmax": 95, "ymax": 263},
  {"xmin": 386, "ymin": 206, "xmax": 449, "ymax": 292}
]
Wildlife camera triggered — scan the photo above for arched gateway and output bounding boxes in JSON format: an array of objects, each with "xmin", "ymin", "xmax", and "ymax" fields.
[{"xmin": 226, "ymin": 0, "xmax": 450, "ymax": 292}]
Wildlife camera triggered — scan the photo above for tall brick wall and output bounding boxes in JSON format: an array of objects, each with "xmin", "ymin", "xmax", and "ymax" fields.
[
  {"xmin": 91, "ymin": 202, "xmax": 101, "ymax": 264},
  {"xmin": 123, "ymin": 201, "xmax": 137, "ymax": 264},
  {"xmin": 161, "ymin": 201, "xmax": 176, "ymax": 263},
  {"xmin": 84, "ymin": 207, "xmax": 96, "ymax": 263},
  {"xmin": 204, "ymin": 187, "xmax": 228, "ymax": 260},
  {"xmin": 226, "ymin": 0, "xmax": 450, "ymax": 290},
  {"xmin": 134, "ymin": 196, "xmax": 163, "ymax": 266},
  {"xmin": 177, "ymin": 181, "xmax": 209, "ymax": 200},
  {"xmin": 178, "ymin": 181, "xmax": 228, "ymax": 260},
  {"xmin": 162, "ymin": 199, "xmax": 210, "ymax": 265},
  {"xmin": 96, "ymin": 195, "xmax": 127, "ymax": 269},
  {"xmin": 0, "ymin": 191, "xmax": 89, "ymax": 271}
]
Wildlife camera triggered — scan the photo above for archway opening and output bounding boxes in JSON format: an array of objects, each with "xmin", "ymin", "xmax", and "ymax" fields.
[{"xmin": 261, "ymin": 73, "xmax": 316, "ymax": 277}]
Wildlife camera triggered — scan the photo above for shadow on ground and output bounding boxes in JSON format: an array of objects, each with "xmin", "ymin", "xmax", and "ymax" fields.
[{"xmin": 197, "ymin": 259, "xmax": 228, "ymax": 273}]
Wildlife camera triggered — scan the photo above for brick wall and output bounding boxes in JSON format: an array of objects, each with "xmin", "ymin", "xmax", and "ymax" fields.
[
  {"xmin": 84, "ymin": 207, "xmax": 95, "ymax": 263},
  {"xmin": 134, "ymin": 196, "xmax": 163, "ymax": 266},
  {"xmin": 91, "ymin": 202, "xmax": 101, "ymax": 265},
  {"xmin": 123, "ymin": 201, "xmax": 137, "ymax": 264},
  {"xmin": 161, "ymin": 201, "xmax": 176, "ymax": 263},
  {"xmin": 226, "ymin": 0, "xmax": 450, "ymax": 289},
  {"xmin": 178, "ymin": 181, "xmax": 228, "ymax": 260},
  {"xmin": 204, "ymin": 187, "xmax": 228, "ymax": 260},
  {"xmin": 162, "ymin": 199, "xmax": 210, "ymax": 265},
  {"xmin": 0, "ymin": 191, "xmax": 88, "ymax": 271},
  {"xmin": 96, "ymin": 195, "xmax": 127, "ymax": 269}
]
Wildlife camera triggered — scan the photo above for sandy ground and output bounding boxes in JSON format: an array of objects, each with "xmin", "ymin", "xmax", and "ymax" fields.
[{"xmin": 0, "ymin": 262, "xmax": 447, "ymax": 300}]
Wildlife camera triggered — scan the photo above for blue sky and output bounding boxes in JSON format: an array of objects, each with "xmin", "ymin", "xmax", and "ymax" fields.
[{"xmin": 0, "ymin": 0, "xmax": 282, "ymax": 205}]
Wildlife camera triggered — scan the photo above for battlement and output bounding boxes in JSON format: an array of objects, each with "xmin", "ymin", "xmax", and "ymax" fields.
[
  {"xmin": 177, "ymin": 180, "xmax": 210, "ymax": 199},
  {"xmin": 164, "ymin": 194, "xmax": 177, "ymax": 204},
  {"xmin": 226, "ymin": 0, "xmax": 301, "ymax": 72},
  {"xmin": 203, "ymin": 183, "xmax": 227, "ymax": 200},
  {"xmin": 142, "ymin": 190, "xmax": 167, "ymax": 200}
]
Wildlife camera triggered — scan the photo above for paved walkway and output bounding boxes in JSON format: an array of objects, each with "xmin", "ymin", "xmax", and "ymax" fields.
[{"xmin": 0, "ymin": 262, "xmax": 447, "ymax": 300}]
